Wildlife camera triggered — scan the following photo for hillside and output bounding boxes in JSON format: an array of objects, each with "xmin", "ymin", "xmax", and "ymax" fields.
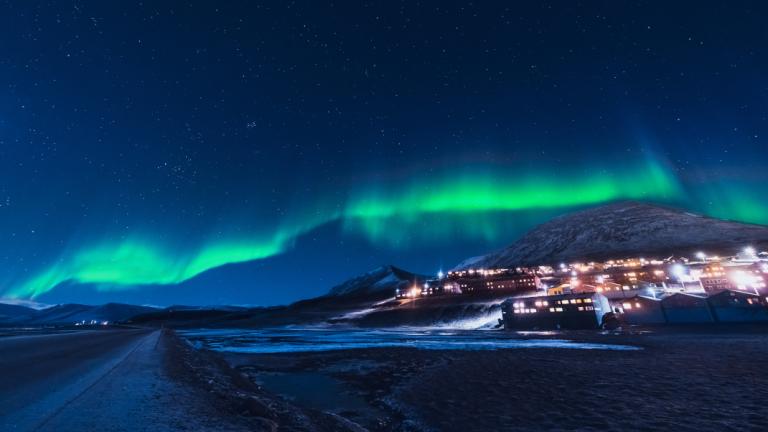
[
  {"xmin": 0, "ymin": 303, "xmax": 37, "ymax": 323},
  {"xmin": 455, "ymin": 201, "xmax": 768, "ymax": 269}
]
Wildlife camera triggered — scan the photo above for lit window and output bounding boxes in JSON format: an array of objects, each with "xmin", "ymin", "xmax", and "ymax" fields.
[
  {"xmin": 635, "ymin": 302, "xmax": 641, "ymax": 308},
  {"xmin": 555, "ymin": 307, "xmax": 563, "ymax": 312},
  {"xmin": 549, "ymin": 307, "xmax": 556, "ymax": 312},
  {"xmin": 578, "ymin": 306, "xmax": 584, "ymax": 311},
  {"xmin": 622, "ymin": 303, "xmax": 632, "ymax": 310},
  {"xmin": 584, "ymin": 298, "xmax": 592, "ymax": 303}
]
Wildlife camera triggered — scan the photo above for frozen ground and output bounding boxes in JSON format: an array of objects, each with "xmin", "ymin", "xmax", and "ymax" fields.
[
  {"xmin": 180, "ymin": 327, "xmax": 640, "ymax": 354},
  {"xmin": 209, "ymin": 325, "xmax": 768, "ymax": 431}
]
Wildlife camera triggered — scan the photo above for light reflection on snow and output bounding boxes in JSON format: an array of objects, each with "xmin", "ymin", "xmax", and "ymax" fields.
[{"xmin": 180, "ymin": 328, "xmax": 640, "ymax": 354}]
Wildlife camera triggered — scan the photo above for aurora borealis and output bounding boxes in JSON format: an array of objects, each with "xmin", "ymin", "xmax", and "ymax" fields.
[
  {"xmin": 2, "ymin": 2, "xmax": 768, "ymax": 305},
  {"xmin": 8, "ymin": 159, "xmax": 684, "ymax": 298}
]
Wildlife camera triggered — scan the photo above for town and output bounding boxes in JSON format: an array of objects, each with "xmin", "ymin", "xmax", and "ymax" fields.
[{"xmin": 395, "ymin": 246, "xmax": 768, "ymax": 329}]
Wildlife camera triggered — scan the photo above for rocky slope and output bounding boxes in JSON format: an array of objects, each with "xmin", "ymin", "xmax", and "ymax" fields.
[{"xmin": 455, "ymin": 201, "xmax": 768, "ymax": 269}]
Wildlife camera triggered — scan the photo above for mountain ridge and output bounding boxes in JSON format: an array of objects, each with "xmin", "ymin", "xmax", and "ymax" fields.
[
  {"xmin": 454, "ymin": 201, "xmax": 768, "ymax": 269},
  {"xmin": 0, "ymin": 302, "xmax": 159, "ymax": 325}
]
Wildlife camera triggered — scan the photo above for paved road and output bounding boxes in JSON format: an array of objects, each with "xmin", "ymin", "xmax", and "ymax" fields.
[
  {"xmin": 0, "ymin": 328, "xmax": 250, "ymax": 432},
  {"xmin": 0, "ymin": 328, "xmax": 152, "ymax": 431}
]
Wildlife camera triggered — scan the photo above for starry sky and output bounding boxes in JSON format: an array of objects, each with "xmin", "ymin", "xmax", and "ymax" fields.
[{"xmin": 1, "ymin": 1, "xmax": 767, "ymax": 306}]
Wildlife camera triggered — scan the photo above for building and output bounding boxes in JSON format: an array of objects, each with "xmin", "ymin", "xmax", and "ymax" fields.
[
  {"xmin": 500, "ymin": 292, "xmax": 612, "ymax": 330},
  {"xmin": 698, "ymin": 262, "xmax": 768, "ymax": 295},
  {"xmin": 706, "ymin": 290, "xmax": 768, "ymax": 323},
  {"xmin": 546, "ymin": 283, "xmax": 571, "ymax": 296},
  {"xmin": 449, "ymin": 269, "xmax": 540, "ymax": 295},
  {"xmin": 659, "ymin": 293, "xmax": 715, "ymax": 324},
  {"xmin": 395, "ymin": 281, "xmax": 424, "ymax": 299},
  {"xmin": 698, "ymin": 263, "xmax": 732, "ymax": 293},
  {"xmin": 613, "ymin": 295, "xmax": 666, "ymax": 325}
]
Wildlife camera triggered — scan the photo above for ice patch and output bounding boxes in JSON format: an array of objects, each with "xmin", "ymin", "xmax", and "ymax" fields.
[{"xmin": 180, "ymin": 328, "xmax": 640, "ymax": 354}]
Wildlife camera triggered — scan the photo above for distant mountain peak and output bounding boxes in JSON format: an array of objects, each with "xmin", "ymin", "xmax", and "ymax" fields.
[
  {"xmin": 0, "ymin": 302, "xmax": 159, "ymax": 325},
  {"xmin": 326, "ymin": 264, "xmax": 427, "ymax": 299},
  {"xmin": 454, "ymin": 201, "xmax": 768, "ymax": 269}
]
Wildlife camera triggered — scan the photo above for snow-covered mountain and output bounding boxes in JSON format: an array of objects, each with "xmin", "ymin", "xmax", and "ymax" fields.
[
  {"xmin": 454, "ymin": 201, "xmax": 768, "ymax": 269},
  {"xmin": 3, "ymin": 303, "xmax": 160, "ymax": 325},
  {"xmin": 326, "ymin": 265, "xmax": 427, "ymax": 300}
]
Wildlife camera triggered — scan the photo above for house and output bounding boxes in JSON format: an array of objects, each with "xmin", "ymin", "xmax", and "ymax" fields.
[
  {"xmin": 546, "ymin": 284, "xmax": 571, "ymax": 296},
  {"xmin": 501, "ymin": 292, "xmax": 612, "ymax": 330},
  {"xmin": 613, "ymin": 295, "xmax": 666, "ymax": 325},
  {"xmin": 660, "ymin": 293, "xmax": 714, "ymax": 324},
  {"xmin": 706, "ymin": 290, "xmax": 768, "ymax": 323}
]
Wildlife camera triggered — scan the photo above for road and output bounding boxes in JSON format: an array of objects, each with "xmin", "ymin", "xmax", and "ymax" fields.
[{"xmin": 0, "ymin": 328, "xmax": 250, "ymax": 432}]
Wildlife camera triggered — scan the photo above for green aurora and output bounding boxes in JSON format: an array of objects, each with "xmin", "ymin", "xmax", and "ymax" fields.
[{"xmin": 7, "ymin": 158, "xmax": 766, "ymax": 299}]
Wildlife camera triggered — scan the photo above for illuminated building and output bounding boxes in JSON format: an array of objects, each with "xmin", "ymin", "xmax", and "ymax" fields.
[
  {"xmin": 447, "ymin": 268, "xmax": 540, "ymax": 295},
  {"xmin": 500, "ymin": 292, "xmax": 611, "ymax": 330}
]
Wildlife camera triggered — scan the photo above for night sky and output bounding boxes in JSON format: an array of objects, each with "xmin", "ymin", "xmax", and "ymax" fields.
[{"xmin": 2, "ymin": 1, "xmax": 767, "ymax": 306}]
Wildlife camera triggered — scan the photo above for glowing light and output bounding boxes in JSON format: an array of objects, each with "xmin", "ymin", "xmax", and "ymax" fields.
[
  {"xmin": 5, "ymin": 158, "xmax": 686, "ymax": 299},
  {"xmin": 671, "ymin": 264, "xmax": 687, "ymax": 279}
]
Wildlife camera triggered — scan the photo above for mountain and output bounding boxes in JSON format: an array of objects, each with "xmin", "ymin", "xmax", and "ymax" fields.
[
  {"xmin": 22, "ymin": 303, "xmax": 159, "ymax": 325},
  {"xmin": 0, "ymin": 303, "xmax": 37, "ymax": 323},
  {"xmin": 454, "ymin": 201, "xmax": 768, "ymax": 269},
  {"xmin": 325, "ymin": 265, "xmax": 427, "ymax": 300},
  {"xmin": 164, "ymin": 305, "xmax": 249, "ymax": 312}
]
